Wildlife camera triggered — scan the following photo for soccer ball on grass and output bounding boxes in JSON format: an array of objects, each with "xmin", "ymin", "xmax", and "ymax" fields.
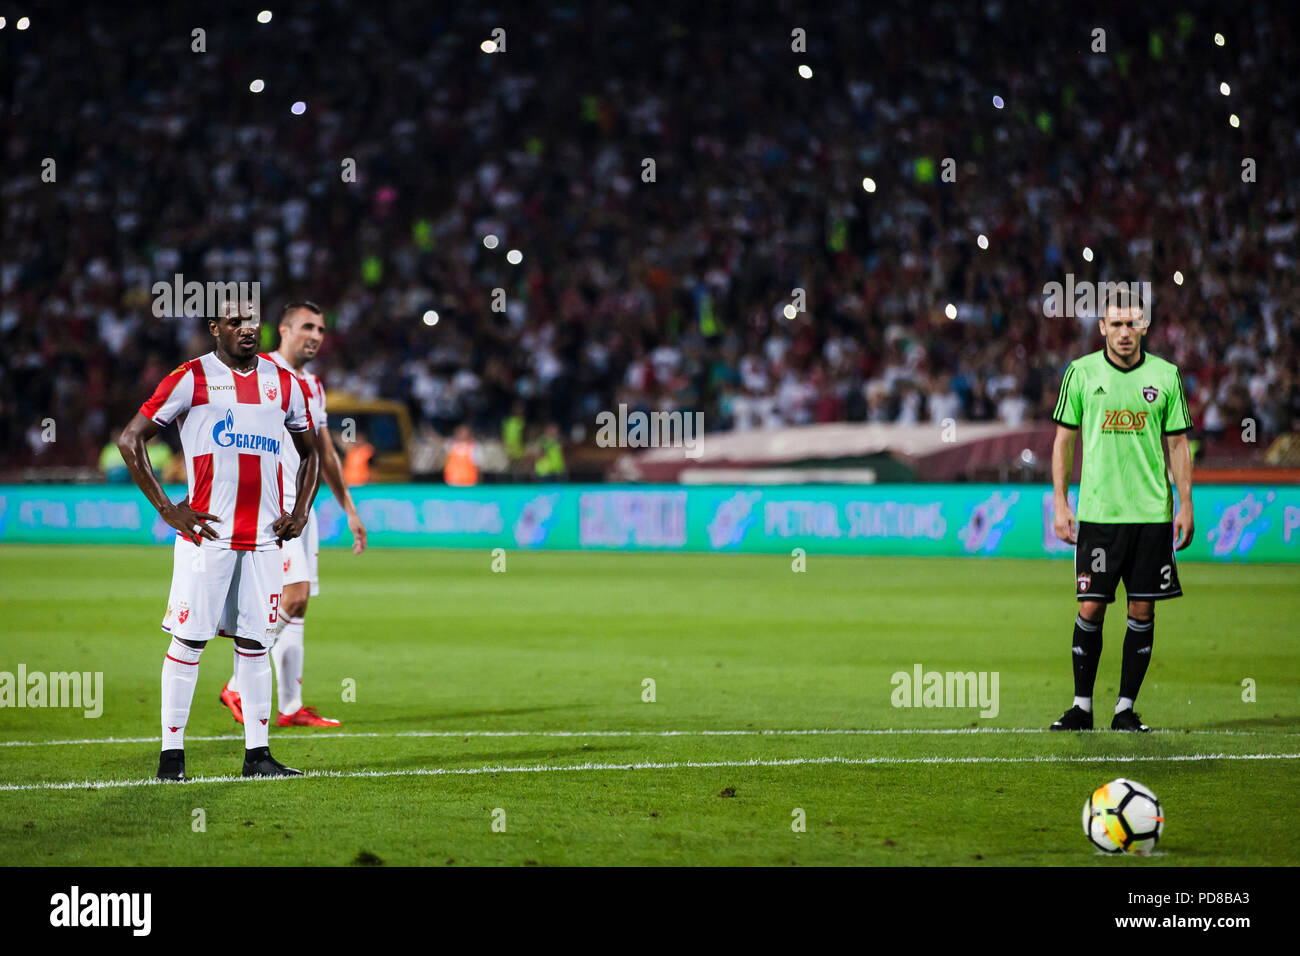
[{"xmin": 1082, "ymin": 778, "xmax": 1164, "ymax": 855}]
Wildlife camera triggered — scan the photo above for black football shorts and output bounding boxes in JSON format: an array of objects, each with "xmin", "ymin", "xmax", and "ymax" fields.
[{"xmin": 1074, "ymin": 521, "xmax": 1183, "ymax": 604}]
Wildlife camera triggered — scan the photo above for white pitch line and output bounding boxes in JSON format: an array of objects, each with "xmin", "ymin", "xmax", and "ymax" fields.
[
  {"xmin": 1, "ymin": 727, "xmax": 1294, "ymax": 748},
  {"xmin": 1, "ymin": 752, "xmax": 1297, "ymax": 793}
]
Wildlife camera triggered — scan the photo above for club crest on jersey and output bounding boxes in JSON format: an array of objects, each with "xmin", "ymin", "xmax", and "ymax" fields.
[
  {"xmin": 1142, "ymin": 386, "xmax": 1158, "ymax": 403},
  {"xmin": 1077, "ymin": 573, "xmax": 1091, "ymax": 592},
  {"xmin": 265, "ymin": 381, "xmax": 278, "ymax": 402}
]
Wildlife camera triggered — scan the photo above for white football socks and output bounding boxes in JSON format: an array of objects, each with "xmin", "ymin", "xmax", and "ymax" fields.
[
  {"xmin": 161, "ymin": 638, "xmax": 204, "ymax": 750},
  {"xmin": 272, "ymin": 617, "xmax": 305, "ymax": 716},
  {"xmin": 234, "ymin": 645, "xmax": 273, "ymax": 749},
  {"xmin": 228, "ymin": 611, "xmax": 292, "ymax": 695},
  {"xmin": 1115, "ymin": 696, "xmax": 1135, "ymax": 715},
  {"xmin": 1072, "ymin": 696, "xmax": 1092, "ymax": 713}
]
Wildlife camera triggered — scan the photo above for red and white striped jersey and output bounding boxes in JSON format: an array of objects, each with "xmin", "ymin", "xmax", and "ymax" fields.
[
  {"xmin": 139, "ymin": 352, "xmax": 314, "ymax": 551},
  {"xmin": 263, "ymin": 351, "xmax": 327, "ymax": 511}
]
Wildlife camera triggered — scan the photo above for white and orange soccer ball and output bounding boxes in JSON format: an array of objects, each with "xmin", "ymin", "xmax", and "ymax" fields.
[{"xmin": 1083, "ymin": 778, "xmax": 1164, "ymax": 855}]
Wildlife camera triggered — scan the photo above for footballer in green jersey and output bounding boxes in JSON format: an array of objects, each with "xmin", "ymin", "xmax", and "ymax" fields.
[{"xmin": 1048, "ymin": 293, "xmax": 1194, "ymax": 733}]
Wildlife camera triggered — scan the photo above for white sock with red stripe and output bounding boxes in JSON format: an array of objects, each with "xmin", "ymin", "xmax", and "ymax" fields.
[
  {"xmin": 161, "ymin": 638, "xmax": 204, "ymax": 750},
  {"xmin": 234, "ymin": 644, "xmax": 273, "ymax": 749},
  {"xmin": 272, "ymin": 617, "xmax": 305, "ymax": 716}
]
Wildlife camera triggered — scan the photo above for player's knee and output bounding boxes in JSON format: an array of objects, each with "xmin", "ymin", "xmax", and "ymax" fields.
[
  {"xmin": 1079, "ymin": 601, "xmax": 1106, "ymax": 624},
  {"xmin": 233, "ymin": 636, "xmax": 266, "ymax": 650},
  {"xmin": 175, "ymin": 637, "xmax": 207, "ymax": 650},
  {"xmin": 281, "ymin": 596, "xmax": 307, "ymax": 620},
  {"xmin": 1127, "ymin": 600, "xmax": 1154, "ymax": 622}
]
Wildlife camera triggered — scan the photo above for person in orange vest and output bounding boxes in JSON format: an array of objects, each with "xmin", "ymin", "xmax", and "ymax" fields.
[
  {"xmin": 343, "ymin": 431, "xmax": 374, "ymax": 486},
  {"xmin": 443, "ymin": 424, "xmax": 480, "ymax": 486}
]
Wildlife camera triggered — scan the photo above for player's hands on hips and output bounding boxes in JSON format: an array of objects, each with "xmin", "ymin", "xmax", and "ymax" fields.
[
  {"xmin": 164, "ymin": 496, "xmax": 220, "ymax": 545},
  {"xmin": 347, "ymin": 511, "xmax": 368, "ymax": 554},
  {"xmin": 1174, "ymin": 505, "xmax": 1195, "ymax": 551},
  {"xmin": 273, "ymin": 511, "xmax": 309, "ymax": 544},
  {"xmin": 1053, "ymin": 502, "xmax": 1078, "ymax": 544}
]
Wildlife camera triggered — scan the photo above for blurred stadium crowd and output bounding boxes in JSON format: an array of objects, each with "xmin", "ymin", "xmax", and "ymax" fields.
[{"xmin": 2, "ymin": 0, "xmax": 1297, "ymax": 474}]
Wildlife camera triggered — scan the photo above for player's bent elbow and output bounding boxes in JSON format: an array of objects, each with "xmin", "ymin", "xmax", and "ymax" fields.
[{"xmin": 117, "ymin": 426, "xmax": 142, "ymax": 462}]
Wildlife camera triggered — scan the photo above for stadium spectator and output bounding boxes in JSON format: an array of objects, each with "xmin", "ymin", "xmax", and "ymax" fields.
[{"xmin": 2, "ymin": 1, "xmax": 1297, "ymax": 476}]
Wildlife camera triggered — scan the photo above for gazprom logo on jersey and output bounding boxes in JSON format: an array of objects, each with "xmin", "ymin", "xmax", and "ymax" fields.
[{"xmin": 212, "ymin": 410, "xmax": 281, "ymax": 454}]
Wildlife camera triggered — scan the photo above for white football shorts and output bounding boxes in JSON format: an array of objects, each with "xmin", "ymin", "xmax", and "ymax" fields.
[
  {"xmin": 280, "ymin": 509, "xmax": 319, "ymax": 596},
  {"xmin": 161, "ymin": 537, "xmax": 286, "ymax": 645}
]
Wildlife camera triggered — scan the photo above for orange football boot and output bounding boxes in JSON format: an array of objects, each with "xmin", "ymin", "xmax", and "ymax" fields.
[
  {"xmin": 276, "ymin": 705, "xmax": 341, "ymax": 727},
  {"xmin": 219, "ymin": 682, "xmax": 244, "ymax": 725}
]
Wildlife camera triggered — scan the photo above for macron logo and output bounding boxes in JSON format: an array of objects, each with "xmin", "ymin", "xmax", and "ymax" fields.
[{"xmin": 50, "ymin": 886, "xmax": 151, "ymax": 936}]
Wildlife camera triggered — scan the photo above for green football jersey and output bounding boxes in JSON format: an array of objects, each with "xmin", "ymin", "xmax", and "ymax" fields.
[{"xmin": 1052, "ymin": 348, "xmax": 1191, "ymax": 523}]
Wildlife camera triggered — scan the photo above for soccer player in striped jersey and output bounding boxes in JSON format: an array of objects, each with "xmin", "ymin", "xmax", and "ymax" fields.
[
  {"xmin": 1049, "ymin": 291, "xmax": 1194, "ymax": 733},
  {"xmin": 118, "ymin": 301, "xmax": 322, "ymax": 780},
  {"xmin": 220, "ymin": 300, "xmax": 367, "ymax": 728}
]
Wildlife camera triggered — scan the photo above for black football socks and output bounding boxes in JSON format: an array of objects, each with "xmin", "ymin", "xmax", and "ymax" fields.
[
  {"xmin": 1072, "ymin": 613, "xmax": 1104, "ymax": 701},
  {"xmin": 1118, "ymin": 616, "xmax": 1154, "ymax": 704}
]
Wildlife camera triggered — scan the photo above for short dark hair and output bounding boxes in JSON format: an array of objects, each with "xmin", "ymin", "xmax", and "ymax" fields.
[
  {"xmin": 1101, "ymin": 284, "xmax": 1147, "ymax": 316},
  {"xmin": 280, "ymin": 300, "xmax": 323, "ymax": 327}
]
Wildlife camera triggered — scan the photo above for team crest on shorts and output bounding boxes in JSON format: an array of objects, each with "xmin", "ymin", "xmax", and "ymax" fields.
[
  {"xmin": 1142, "ymin": 386, "xmax": 1158, "ymax": 402},
  {"xmin": 284, "ymin": 557, "xmax": 291, "ymax": 573},
  {"xmin": 1077, "ymin": 573, "xmax": 1091, "ymax": 592},
  {"xmin": 177, "ymin": 601, "xmax": 190, "ymax": 624},
  {"xmin": 265, "ymin": 381, "xmax": 278, "ymax": 402}
]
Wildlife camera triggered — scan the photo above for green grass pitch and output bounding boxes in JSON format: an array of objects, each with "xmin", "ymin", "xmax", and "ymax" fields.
[{"xmin": 1, "ymin": 544, "xmax": 1297, "ymax": 866}]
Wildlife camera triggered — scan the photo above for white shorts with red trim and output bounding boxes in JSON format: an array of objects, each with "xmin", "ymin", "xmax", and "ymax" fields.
[
  {"xmin": 161, "ymin": 538, "xmax": 285, "ymax": 644},
  {"xmin": 280, "ymin": 510, "xmax": 319, "ymax": 596}
]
